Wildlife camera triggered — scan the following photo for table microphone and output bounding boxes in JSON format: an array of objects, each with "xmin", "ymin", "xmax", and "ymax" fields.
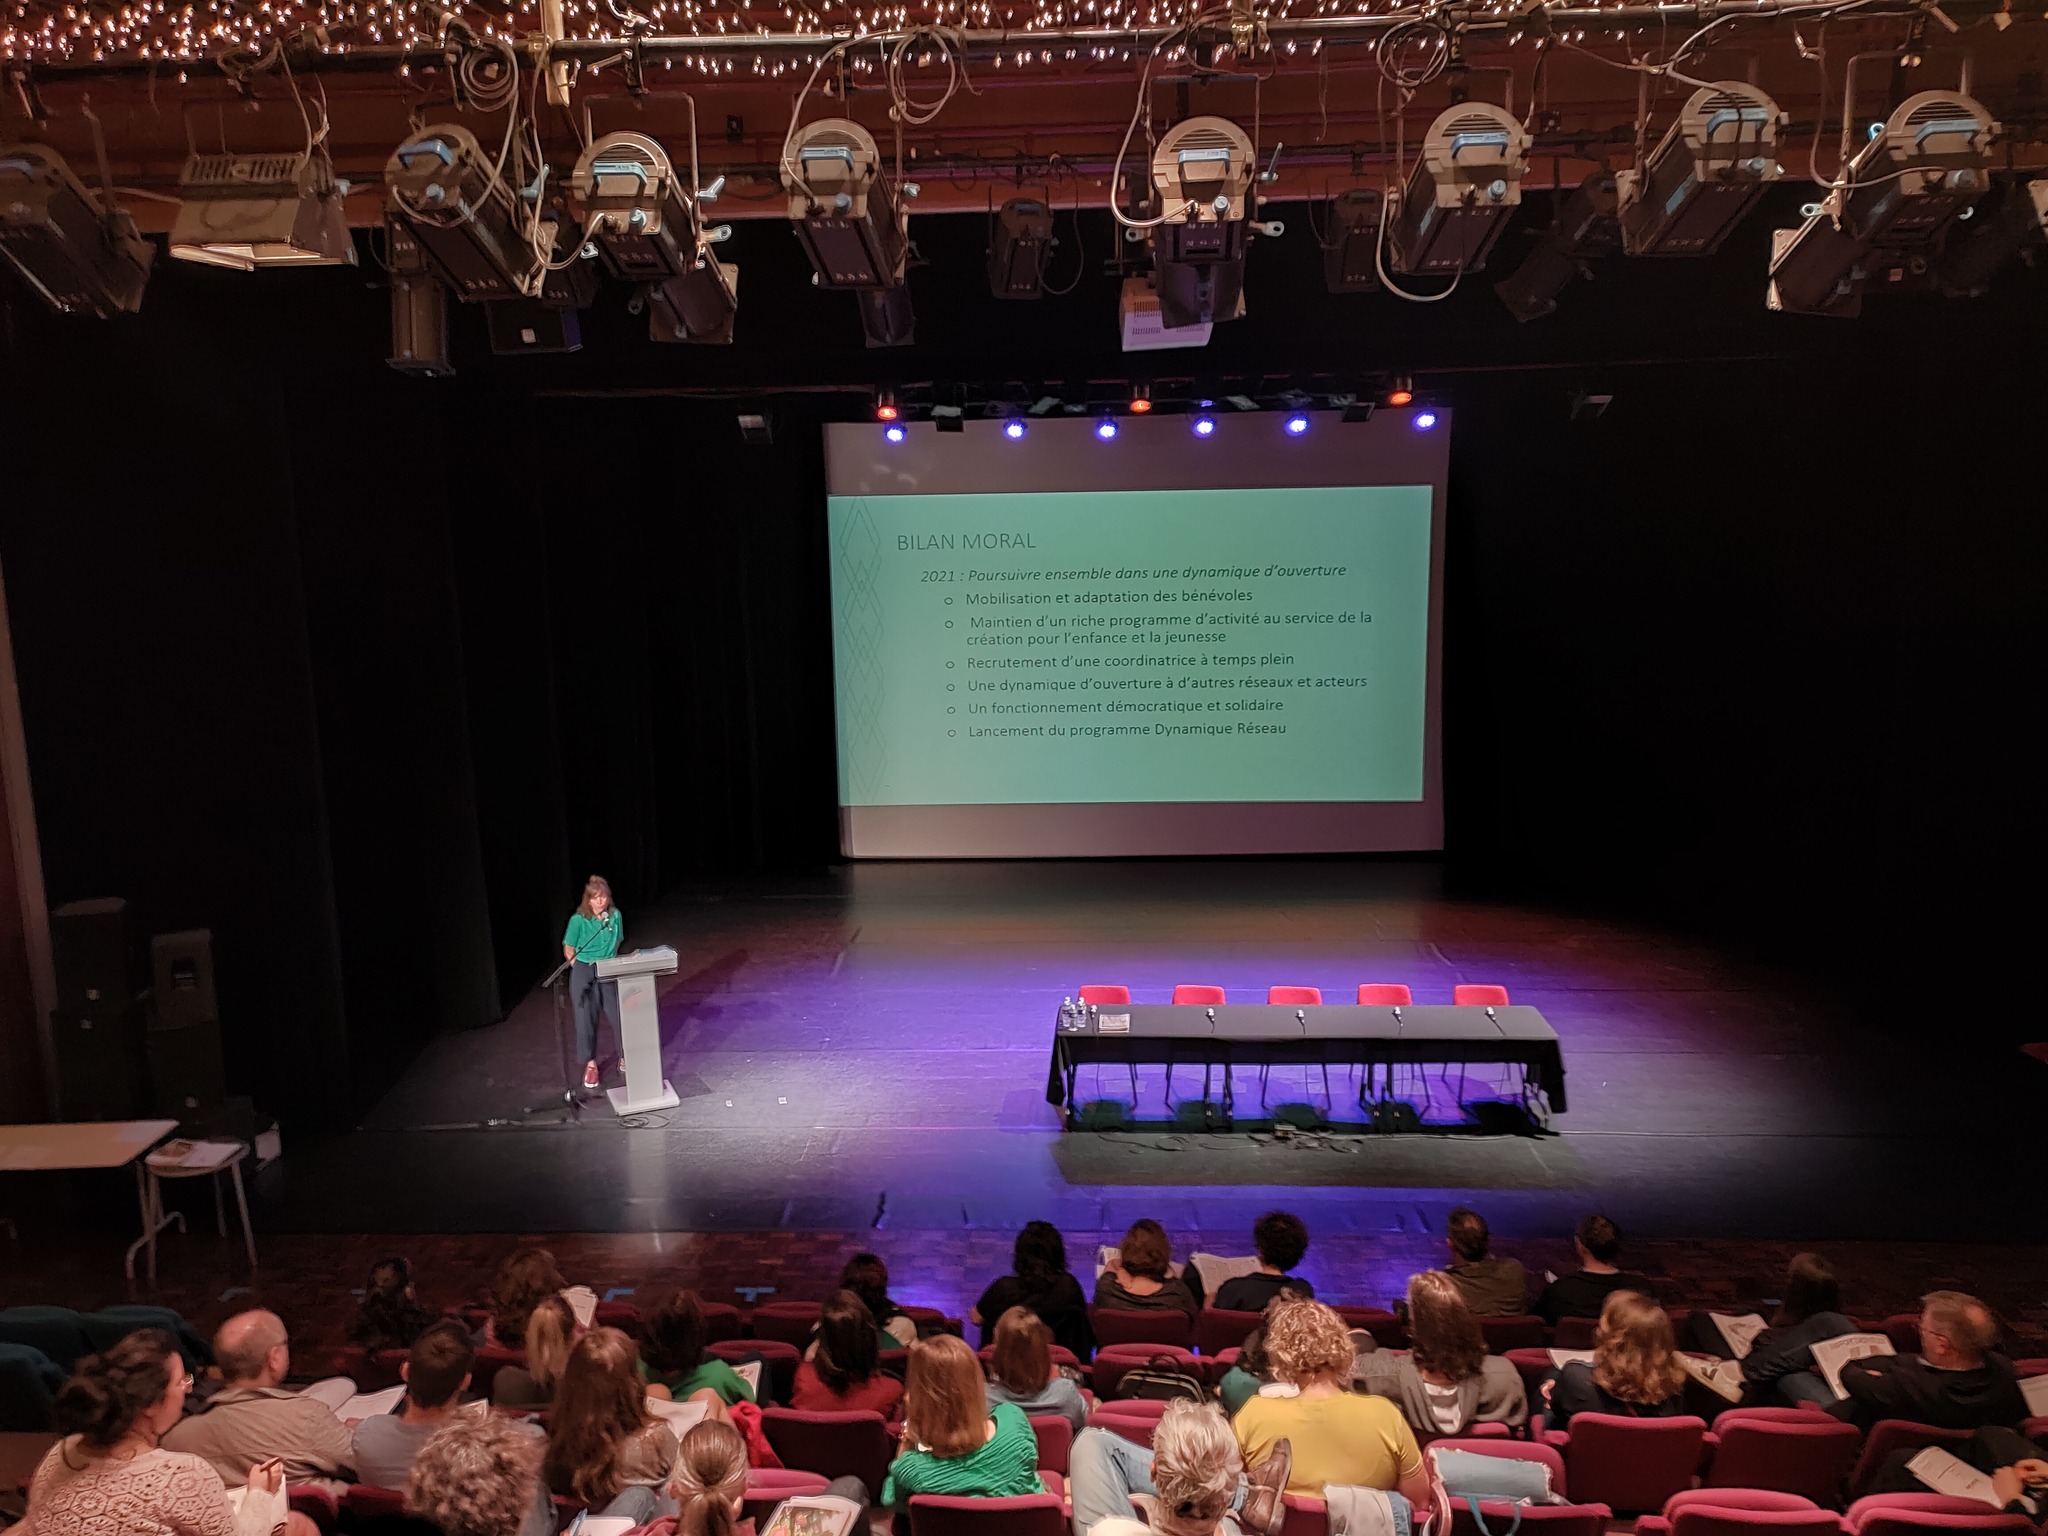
[
  {"xmin": 1485, "ymin": 1006, "xmax": 1498, "ymax": 1021},
  {"xmin": 1206, "ymin": 1007, "xmax": 1216, "ymax": 1024},
  {"xmin": 1295, "ymin": 1009, "xmax": 1306, "ymax": 1024}
]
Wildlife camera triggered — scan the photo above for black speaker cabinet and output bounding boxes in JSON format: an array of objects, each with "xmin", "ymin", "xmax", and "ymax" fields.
[
  {"xmin": 50, "ymin": 897, "xmax": 139, "ymax": 1016},
  {"xmin": 51, "ymin": 1006, "xmax": 147, "ymax": 1120},
  {"xmin": 148, "ymin": 1018, "xmax": 227, "ymax": 1120},
  {"xmin": 151, "ymin": 929, "xmax": 218, "ymax": 1032}
]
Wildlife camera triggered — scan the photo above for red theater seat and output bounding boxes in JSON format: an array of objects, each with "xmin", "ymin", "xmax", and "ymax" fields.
[
  {"xmin": 1195, "ymin": 1307, "xmax": 1263, "ymax": 1357},
  {"xmin": 1637, "ymin": 1489, "xmax": 1840, "ymax": 1536},
  {"xmin": 759, "ymin": 1408, "xmax": 895, "ymax": 1498},
  {"xmin": 1455, "ymin": 984, "xmax": 1512, "ymax": 1006},
  {"xmin": 1028, "ymin": 1413, "xmax": 1073, "ymax": 1474},
  {"xmin": 1479, "ymin": 1314, "xmax": 1547, "ymax": 1353},
  {"xmin": 1090, "ymin": 1343, "xmax": 1196, "ymax": 1398},
  {"xmin": 1079, "ymin": 985, "xmax": 1131, "ymax": 1005},
  {"xmin": 1547, "ymin": 1412, "xmax": 1708, "ymax": 1513},
  {"xmin": 1172, "ymin": 985, "xmax": 1226, "ymax": 1005},
  {"xmin": 1705, "ymin": 1409, "xmax": 1862, "ymax": 1505},
  {"xmin": 1268, "ymin": 986, "xmax": 1322, "ymax": 1005},
  {"xmin": 1091, "ymin": 1309, "xmax": 1194, "ymax": 1350},
  {"xmin": 742, "ymin": 1469, "xmax": 830, "ymax": 1527},
  {"xmin": 750, "ymin": 1301, "xmax": 824, "ymax": 1348},
  {"xmin": 1357, "ymin": 984, "xmax": 1414, "ymax": 1005},
  {"xmin": 1849, "ymin": 1422, "xmax": 1975, "ymax": 1500},
  {"xmin": 1846, "ymin": 1496, "xmax": 2036, "ymax": 1536},
  {"xmin": 908, "ymin": 1493, "xmax": 1068, "ymax": 1535}
]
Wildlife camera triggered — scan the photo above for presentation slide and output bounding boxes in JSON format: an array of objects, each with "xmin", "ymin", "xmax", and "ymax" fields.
[{"xmin": 825, "ymin": 414, "xmax": 1447, "ymax": 858}]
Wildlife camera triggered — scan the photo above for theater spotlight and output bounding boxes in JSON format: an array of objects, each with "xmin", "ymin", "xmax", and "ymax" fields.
[
  {"xmin": 1494, "ymin": 173, "xmax": 1620, "ymax": 321},
  {"xmin": 1322, "ymin": 189, "xmax": 1386, "ymax": 292},
  {"xmin": 386, "ymin": 219, "xmax": 453, "ymax": 377},
  {"xmin": 169, "ymin": 149, "xmax": 354, "ymax": 270},
  {"xmin": 1095, "ymin": 417, "xmax": 1120, "ymax": 440},
  {"xmin": 873, "ymin": 388, "xmax": 899, "ymax": 422},
  {"xmin": 1389, "ymin": 104, "xmax": 1531, "ymax": 277},
  {"xmin": 1004, "ymin": 419, "xmax": 1028, "ymax": 440},
  {"xmin": 1767, "ymin": 89, "xmax": 1997, "ymax": 316},
  {"xmin": 1937, "ymin": 177, "xmax": 2048, "ymax": 296},
  {"xmin": 387, "ymin": 124, "xmax": 532, "ymax": 299},
  {"xmin": 884, "ymin": 423, "xmax": 907, "ymax": 443},
  {"xmin": 1387, "ymin": 376, "xmax": 1415, "ymax": 407},
  {"xmin": 570, "ymin": 131, "xmax": 737, "ymax": 344},
  {"xmin": 1617, "ymin": 83, "xmax": 1784, "ymax": 257},
  {"xmin": 783, "ymin": 117, "xmax": 909, "ymax": 290},
  {"xmin": 0, "ymin": 143, "xmax": 153, "ymax": 316},
  {"xmin": 1129, "ymin": 384, "xmax": 1153, "ymax": 414},
  {"xmin": 1413, "ymin": 410, "xmax": 1439, "ymax": 431},
  {"xmin": 1284, "ymin": 413, "xmax": 1311, "ymax": 436},
  {"xmin": 1149, "ymin": 116, "xmax": 1259, "ymax": 329},
  {"xmin": 1191, "ymin": 415, "xmax": 1218, "ymax": 437},
  {"xmin": 988, "ymin": 196, "xmax": 1056, "ymax": 299}
]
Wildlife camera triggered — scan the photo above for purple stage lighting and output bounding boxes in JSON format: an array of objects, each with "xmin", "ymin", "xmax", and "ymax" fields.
[
  {"xmin": 1095, "ymin": 418, "xmax": 1119, "ymax": 440},
  {"xmin": 1284, "ymin": 414, "xmax": 1311, "ymax": 435},
  {"xmin": 1003, "ymin": 420, "xmax": 1027, "ymax": 439},
  {"xmin": 884, "ymin": 424, "xmax": 906, "ymax": 443},
  {"xmin": 1413, "ymin": 411, "xmax": 1438, "ymax": 431},
  {"xmin": 1191, "ymin": 416, "xmax": 1217, "ymax": 437}
]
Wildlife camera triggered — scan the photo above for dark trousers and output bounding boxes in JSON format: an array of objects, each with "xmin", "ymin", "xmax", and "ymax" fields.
[{"xmin": 571, "ymin": 960, "xmax": 620, "ymax": 1065}]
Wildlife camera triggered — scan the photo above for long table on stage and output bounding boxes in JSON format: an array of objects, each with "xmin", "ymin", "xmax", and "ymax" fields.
[{"xmin": 1044, "ymin": 1004, "xmax": 1566, "ymax": 1126}]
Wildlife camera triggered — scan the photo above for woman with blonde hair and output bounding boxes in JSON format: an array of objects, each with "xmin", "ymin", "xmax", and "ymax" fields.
[
  {"xmin": 408, "ymin": 1414, "xmax": 555, "ymax": 1536},
  {"xmin": 1086, "ymin": 1401, "xmax": 1249, "ymax": 1536},
  {"xmin": 542, "ymin": 1328, "xmax": 678, "ymax": 1512},
  {"xmin": 1234, "ymin": 1298, "xmax": 1431, "ymax": 1507},
  {"xmin": 1545, "ymin": 1290, "xmax": 1689, "ymax": 1429},
  {"xmin": 654, "ymin": 1419, "xmax": 871, "ymax": 1536},
  {"xmin": 880, "ymin": 1335, "xmax": 1043, "ymax": 1508},
  {"xmin": 1355, "ymin": 1272, "xmax": 1527, "ymax": 1436},
  {"xmin": 491, "ymin": 1295, "xmax": 582, "ymax": 1410},
  {"xmin": 562, "ymin": 875, "xmax": 624, "ymax": 1092}
]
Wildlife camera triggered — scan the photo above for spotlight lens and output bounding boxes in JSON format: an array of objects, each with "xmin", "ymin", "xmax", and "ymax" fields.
[
  {"xmin": 885, "ymin": 424, "xmax": 906, "ymax": 442},
  {"xmin": 1130, "ymin": 398, "xmax": 1152, "ymax": 414},
  {"xmin": 1387, "ymin": 389, "xmax": 1414, "ymax": 407},
  {"xmin": 1096, "ymin": 419, "xmax": 1119, "ymax": 440},
  {"xmin": 1192, "ymin": 416, "xmax": 1217, "ymax": 437},
  {"xmin": 1413, "ymin": 411, "xmax": 1438, "ymax": 431},
  {"xmin": 1285, "ymin": 415, "xmax": 1310, "ymax": 435},
  {"xmin": 876, "ymin": 404, "xmax": 899, "ymax": 422},
  {"xmin": 1004, "ymin": 420, "xmax": 1026, "ymax": 439}
]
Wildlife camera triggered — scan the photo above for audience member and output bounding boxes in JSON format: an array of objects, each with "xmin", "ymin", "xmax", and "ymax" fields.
[
  {"xmin": 880, "ymin": 1335, "xmax": 1043, "ymax": 1508},
  {"xmin": 1094, "ymin": 1220, "xmax": 1199, "ymax": 1320},
  {"xmin": 1440, "ymin": 1208, "xmax": 1528, "ymax": 1318},
  {"xmin": 1867, "ymin": 1425, "xmax": 2048, "ymax": 1514},
  {"xmin": 1355, "ymin": 1272, "xmax": 1527, "ymax": 1436},
  {"xmin": 840, "ymin": 1252, "xmax": 917, "ymax": 1348},
  {"xmin": 973, "ymin": 1220, "xmax": 1096, "ymax": 1359},
  {"xmin": 1543, "ymin": 1291, "xmax": 1689, "ymax": 1429},
  {"xmin": 652, "ymin": 1418, "xmax": 871, "ymax": 1536},
  {"xmin": 1075, "ymin": 1399, "xmax": 1289, "ymax": 1536},
  {"xmin": 1533, "ymin": 1216, "xmax": 1651, "ymax": 1324},
  {"xmin": 22, "ymin": 1328, "xmax": 313, "ymax": 1536},
  {"xmin": 791, "ymin": 1290, "xmax": 905, "ymax": 1417},
  {"xmin": 1827, "ymin": 1291, "xmax": 2027, "ymax": 1431},
  {"xmin": 408, "ymin": 1412, "xmax": 554, "ymax": 1536},
  {"xmin": 347, "ymin": 1257, "xmax": 437, "ymax": 1353},
  {"xmin": 161, "ymin": 1310, "xmax": 355, "ymax": 1490},
  {"xmin": 487, "ymin": 1247, "xmax": 568, "ymax": 1348},
  {"xmin": 542, "ymin": 1327, "xmax": 681, "ymax": 1511},
  {"xmin": 1207, "ymin": 1213, "xmax": 1315, "ymax": 1314},
  {"xmin": 640, "ymin": 1290, "xmax": 754, "ymax": 1408},
  {"xmin": 1216, "ymin": 1320, "xmax": 1273, "ymax": 1419},
  {"xmin": 984, "ymin": 1307, "xmax": 1087, "ymax": 1433},
  {"xmin": 1734, "ymin": 1252, "xmax": 1858, "ymax": 1406},
  {"xmin": 353, "ymin": 1319, "xmax": 477, "ymax": 1489},
  {"xmin": 1233, "ymin": 1297, "xmax": 1430, "ymax": 1506},
  {"xmin": 492, "ymin": 1295, "xmax": 581, "ymax": 1411}
]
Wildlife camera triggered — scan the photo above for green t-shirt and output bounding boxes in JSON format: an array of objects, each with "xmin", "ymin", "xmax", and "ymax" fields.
[
  {"xmin": 637, "ymin": 1354, "xmax": 755, "ymax": 1406},
  {"xmin": 882, "ymin": 1399, "xmax": 1043, "ymax": 1507},
  {"xmin": 563, "ymin": 909, "xmax": 624, "ymax": 963}
]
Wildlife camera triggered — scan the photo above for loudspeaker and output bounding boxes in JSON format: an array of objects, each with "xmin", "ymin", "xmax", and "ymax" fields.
[
  {"xmin": 147, "ymin": 1017, "xmax": 226, "ymax": 1119},
  {"xmin": 50, "ymin": 897, "xmax": 140, "ymax": 1016},
  {"xmin": 486, "ymin": 300, "xmax": 582, "ymax": 354},
  {"xmin": 151, "ymin": 929, "xmax": 218, "ymax": 1032},
  {"xmin": 51, "ymin": 1006, "xmax": 147, "ymax": 1120}
]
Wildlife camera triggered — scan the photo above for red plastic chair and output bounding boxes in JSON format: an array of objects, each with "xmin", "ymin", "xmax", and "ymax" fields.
[
  {"xmin": 1268, "ymin": 986, "xmax": 1323, "ymax": 1005},
  {"xmin": 1480, "ymin": 1315, "xmax": 1547, "ymax": 1353},
  {"xmin": 1089, "ymin": 1342, "xmax": 1197, "ymax": 1398},
  {"xmin": 1637, "ymin": 1489, "xmax": 1841, "ymax": 1536},
  {"xmin": 750, "ymin": 1301, "xmax": 824, "ymax": 1348},
  {"xmin": 708, "ymin": 1336, "xmax": 801, "ymax": 1405},
  {"xmin": 1335, "ymin": 1306, "xmax": 1408, "ymax": 1348},
  {"xmin": 759, "ymin": 1407, "xmax": 896, "ymax": 1498},
  {"xmin": 1455, "ymin": 984, "xmax": 1512, "ymax": 1006},
  {"xmin": 1028, "ymin": 1413, "xmax": 1074, "ymax": 1474},
  {"xmin": 1846, "ymin": 1496, "xmax": 2036, "ymax": 1536},
  {"xmin": 741, "ymin": 1468, "xmax": 831, "ymax": 1527},
  {"xmin": 1172, "ymin": 985, "xmax": 1227, "ymax": 1005},
  {"xmin": 1357, "ymin": 983, "xmax": 1414, "ymax": 1005},
  {"xmin": 1091, "ymin": 1309, "xmax": 1194, "ymax": 1350},
  {"xmin": 1195, "ymin": 1307, "xmax": 1263, "ymax": 1357},
  {"xmin": 333, "ymin": 1345, "xmax": 407, "ymax": 1391},
  {"xmin": 1848, "ymin": 1422, "xmax": 1975, "ymax": 1500},
  {"xmin": 908, "ymin": 1493, "xmax": 1067, "ymax": 1535},
  {"xmin": 1090, "ymin": 1397, "xmax": 1172, "ymax": 1447},
  {"xmin": 1546, "ymin": 1413, "xmax": 1708, "ymax": 1513},
  {"xmin": 1706, "ymin": 1409, "xmax": 1863, "ymax": 1504},
  {"xmin": 1079, "ymin": 985, "xmax": 1131, "ymax": 1005}
]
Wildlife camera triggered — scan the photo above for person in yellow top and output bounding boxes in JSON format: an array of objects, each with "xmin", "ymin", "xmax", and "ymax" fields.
[{"xmin": 1233, "ymin": 1297, "xmax": 1434, "ymax": 1508}]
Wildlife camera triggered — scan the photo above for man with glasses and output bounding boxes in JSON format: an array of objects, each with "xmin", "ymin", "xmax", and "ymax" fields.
[{"xmin": 162, "ymin": 1309, "xmax": 357, "ymax": 1492}]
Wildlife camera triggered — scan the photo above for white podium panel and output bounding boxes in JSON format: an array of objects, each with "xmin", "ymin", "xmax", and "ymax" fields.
[{"xmin": 595, "ymin": 946, "xmax": 680, "ymax": 1116}]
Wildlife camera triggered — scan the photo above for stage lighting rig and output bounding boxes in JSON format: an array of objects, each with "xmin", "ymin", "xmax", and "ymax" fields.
[
  {"xmin": 0, "ymin": 143, "xmax": 152, "ymax": 316},
  {"xmin": 1616, "ymin": 83, "xmax": 1783, "ymax": 257},
  {"xmin": 386, "ymin": 218, "xmax": 453, "ymax": 377},
  {"xmin": 1321, "ymin": 189, "xmax": 1385, "ymax": 293},
  {"xmin": 1145, "ymin": 116, "xmax": 1271, "ymax": 330},
  {"xmin": 387, "ymin": 124, "xmax": 533, "ymax": 300},
  {"xmin": 1937, "ymin": 177, "xmax": 2048, "ymax": 297},
  {"xmin": 783, "ymin": 118, "xmax": 908, "ymax": 289},
  {"xmin": 1389, "ymin": 104, "xmax": 1530, "ymax": 277},
  {"xmin": 570, "ymin": 131, "xmax": 737, "ymax": 344},
  {"xmin": 1494, "ymin": 172, "xmax": 1619, "ymax": 322},
  {"xmin": 988, "ymin": 197, "xmax": 1056, "ymax": 299},
  {"xmin": 1767, "ymin": 89, "xmax": 1997, "ymax": 317},
  {"xmin": 168, "ymin": 150, "xmax": 354, "ymax": 270}
]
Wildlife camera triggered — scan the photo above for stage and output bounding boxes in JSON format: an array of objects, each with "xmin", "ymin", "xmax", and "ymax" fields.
[{"xmin": 243, "ymin": 858, "xmax": 2035, "ymax": 1244}]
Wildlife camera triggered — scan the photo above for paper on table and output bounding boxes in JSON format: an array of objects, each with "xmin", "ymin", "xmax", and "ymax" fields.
[
  {"xmin": 1709, "ymin": 1313, "xmax": 1770, "ymax": 1361},
  {"xmin": 1905, "ymin": 1448, "xmax": 2004, "ymax": 1509},
  {"xmin": 1809, "ymin": 1333, "xmax": 1895, "ymax": 1400},
  {"xmin": 146, "ymin": 1138, "xmax": 244, "ymax": 1170},
  {"xmin": 2022, "ymin": 1374, "xmax": 2048, "ymax": 1417},
  {"xmin": 560, "ymin": 1286, "xmax": 599, "ymax": 1329},
  {"xmin": 1547, "ymin": 1350, "xmax": 1595, "ymax": 1368}
]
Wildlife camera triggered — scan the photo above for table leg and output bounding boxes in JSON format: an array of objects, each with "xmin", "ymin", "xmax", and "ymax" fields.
[
  {"xmin": 213, "ymin": 1172, "xmax": 227, "ymax": 1237},
  {"xmin": 230, "ymin": 1161, "xmax": 257, "ymax": 1271}
]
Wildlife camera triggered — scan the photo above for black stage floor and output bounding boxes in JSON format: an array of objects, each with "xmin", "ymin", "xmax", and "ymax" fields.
[{"xmin": 246, "ymin": 860, "xmax": 2039, "ymax": 1242}]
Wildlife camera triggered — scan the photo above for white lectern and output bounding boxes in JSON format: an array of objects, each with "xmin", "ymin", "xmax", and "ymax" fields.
[{"xmin": 594, "ymin": 946, "xmax": 680, "ymax": 1116}]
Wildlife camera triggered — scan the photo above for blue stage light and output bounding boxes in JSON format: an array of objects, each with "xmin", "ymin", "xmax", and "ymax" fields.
[
  {"xmin": 1004, "ymin": 420, "xmax": 1027, "ymax": 440},
  {"xmin": 1095, "ymin": 418, "xmax": 1119, "ymax": 440},
  {"xmin": 1191, "ymin": 416, "xmax": 1217, "ymax": 438},
  {"xmin": 1284, "ymin": 414, "xmax": 1310, "ymax": 435},
  {"xmin": 1413, "ymin": 410, "xmax": 1438, "ymax": 431},
  {"xmin": 885, "ymin": 424, "xmax": 906, "ymax": 443}
]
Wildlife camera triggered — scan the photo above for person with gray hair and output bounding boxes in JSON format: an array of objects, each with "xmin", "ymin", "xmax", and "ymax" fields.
[
  {"xmin": 1070, "ymin": 1400, "xmax": 1290, "ymax": 1536},
  {"xmin": 161, "ymin": 1310, "xmax": 356, "ymax": 1492},
  {"xmin": 1828, "ymin": 1290, "xmax": 2029, "ymax": 1431}
]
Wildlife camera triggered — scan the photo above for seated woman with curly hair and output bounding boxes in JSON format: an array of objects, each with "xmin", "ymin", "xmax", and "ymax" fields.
[
  {"xmin": 1354, "ymin": 1271, "xmax": 1527, "ymax": 1436},
  {"xmin": 1543, "ymin": 1290, "xmax": 1688, "ymax": 1430},
  {"xmin": 408, "ymin": 1413, "xmax": 554, "ymax": 1536}
]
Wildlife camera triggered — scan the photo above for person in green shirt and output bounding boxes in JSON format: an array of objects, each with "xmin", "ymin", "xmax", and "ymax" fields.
[
  {"xmin": 881, "ymin": 1335, "xmax": 1044, "ymax": 1509},
  {"xmin": 561, "ymin": 875, "xmax": 624, "ymax": 1091},
  {"xmin": 638, "ymin": 1290, "xmax": 755, "ymax": 1409}
]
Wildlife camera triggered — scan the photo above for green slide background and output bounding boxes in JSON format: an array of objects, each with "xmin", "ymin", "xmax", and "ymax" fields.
[{"xmin": 830, "ymin": 486, "xmax": 1432, "ymax": 806}]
